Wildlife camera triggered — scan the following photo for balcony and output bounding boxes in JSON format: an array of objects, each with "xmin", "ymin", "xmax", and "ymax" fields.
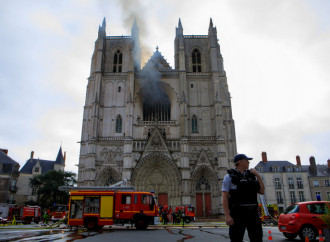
[
  {"xmin": 7, "ymin": 199, "xmax": 16, "ymax": 204},
  {"xmin": 275, "ymin": 184, "xmax": 281, "ymax": 189},
  {"xmin": 277, "ymin": 199, "xmax": 284, "ymax": 204},
  {"xmin": 9, "ymin": 186, "xmax": 18, "ymax": 192},
  {"xmin": 136, "ymin": 120, "xmax": 176, "ymax": 126}
]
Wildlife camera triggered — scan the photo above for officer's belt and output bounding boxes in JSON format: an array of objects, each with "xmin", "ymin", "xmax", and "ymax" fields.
[{"xmin": 238, "ymin": 204, "xmax": 257, "ymax": 207}]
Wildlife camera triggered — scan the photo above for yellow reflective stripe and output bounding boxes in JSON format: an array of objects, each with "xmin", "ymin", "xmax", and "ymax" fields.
[
  {"xmin": 115, "ymin": 210, "xmax": 156, "ymax": 214},
  {"xmin": 71, "ymin": 196, "xmax": 84, "ymax": 200}
]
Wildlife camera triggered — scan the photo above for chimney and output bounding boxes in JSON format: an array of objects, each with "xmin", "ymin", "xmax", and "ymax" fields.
[
  {"xmin": 262, "ymin": 152, "xmax": 268, "ymax": 163},
  {"xmin": 30, "ymin": 151, "xmax": 34, "ymax": 160},
  {"xmin": 328, "ymin": 159, "xmax": 330, "ymax": 168},
  {"xmin": 64, "ymin": 151, "xmax": 66, "ymax": 161},
  {"xmin": 296, "ymin": 155, "xmax": 301, "ymax": 166},
  {"xmin": 0, "ymin": 149, "xmax": 8, "ymax": 155},
  {"xmin": 309, "ymin": 156, "xmax": 317, "ymax": 175}
]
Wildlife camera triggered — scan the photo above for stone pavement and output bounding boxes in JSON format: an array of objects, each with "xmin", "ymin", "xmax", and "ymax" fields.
[{"xmin": 0, "ymin": 217, "xmax": 227, "ymax": 230}]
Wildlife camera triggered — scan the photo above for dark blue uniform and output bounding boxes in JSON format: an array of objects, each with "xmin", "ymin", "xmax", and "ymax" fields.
[{"xmin": 226, "ymin": 169, "xmax": 263, "ymax": 242}]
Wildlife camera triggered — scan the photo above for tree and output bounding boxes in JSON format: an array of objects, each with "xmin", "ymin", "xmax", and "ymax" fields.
[{"xmin": 29, "ymin": 170, "xmax": 76, "ymax": 209}]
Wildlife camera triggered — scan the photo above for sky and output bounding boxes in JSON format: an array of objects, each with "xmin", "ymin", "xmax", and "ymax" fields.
[{"xmin": 1, "ymin": 0, "xmax": 330, "ymax": 173}]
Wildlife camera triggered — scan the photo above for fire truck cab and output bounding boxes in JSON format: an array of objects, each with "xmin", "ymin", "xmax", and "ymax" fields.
[
  {"xmin": 51, "ymin": 204, "xmax": 68, "ymax": 222},
  {"xmin": 67, "ymin": 187, "xmax": 158, "ymax": 230},
  {"xmin": 175, "ymin": 205, "xmax": 195, "ymax": 223}
]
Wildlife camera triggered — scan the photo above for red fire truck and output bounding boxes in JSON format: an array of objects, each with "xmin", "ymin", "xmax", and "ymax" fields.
[
  {"xmin": 51, "ymin": 205, "xmax": 69, "ymax": 222},
  {"xmin": 66, "ymin": 186, "xmax": 158, "ymax": 230},
  {"xmin": 175, "ymin": 205, "xmax": 195, "ymax": 223},
  {"xmin": 8, "ymin": 206, "xmax": 41, "ymax": 224}
]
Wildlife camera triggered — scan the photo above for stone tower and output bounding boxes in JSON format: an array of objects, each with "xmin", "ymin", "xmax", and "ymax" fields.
[{"xmin": 78, "ymin": 18, "xmax": 237, "ymax": 216}]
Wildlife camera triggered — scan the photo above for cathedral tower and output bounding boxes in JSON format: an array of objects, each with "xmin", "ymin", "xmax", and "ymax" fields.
[{"xmin": 78, "ymin": 18, "xmax": 237, "ymax": 216}]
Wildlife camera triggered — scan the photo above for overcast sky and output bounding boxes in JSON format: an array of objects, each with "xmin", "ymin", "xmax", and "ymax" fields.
[{"xmin": 1, "ymin": 0, "xmax": 329, "ymax": 173}]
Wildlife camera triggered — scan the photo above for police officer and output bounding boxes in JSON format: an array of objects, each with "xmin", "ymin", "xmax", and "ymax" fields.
[{"xmin": 222, "ymin": 154, "xmax": 265, "ymax": 242}]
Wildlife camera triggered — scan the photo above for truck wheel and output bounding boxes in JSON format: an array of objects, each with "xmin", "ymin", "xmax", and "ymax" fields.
[
  {"xmin": 135, "ymin": 219, "xmax": 148, "ymax": 230},
  {"xmin": 85, "ymin": 218, "xmax": 98, "ymax": 230},
  {"xmin": 184, "ymin": 218, "xmax": 190, "ymax": 223}
]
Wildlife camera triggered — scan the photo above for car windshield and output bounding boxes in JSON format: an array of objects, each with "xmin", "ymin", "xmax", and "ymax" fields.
[{"xmin": 284, "ymin": 204, "xmax": 299, "ymax": 214}]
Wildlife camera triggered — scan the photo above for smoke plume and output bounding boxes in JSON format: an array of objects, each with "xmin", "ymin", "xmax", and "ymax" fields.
[{"xmin": 117, "ymin": 0, "xmax": 153, "ymax": 66}]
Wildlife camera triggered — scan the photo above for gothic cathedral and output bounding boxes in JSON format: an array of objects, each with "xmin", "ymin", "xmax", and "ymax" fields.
[{"xmin": 77, "ymin": 18, "xmax": 237, "ymax": 216}]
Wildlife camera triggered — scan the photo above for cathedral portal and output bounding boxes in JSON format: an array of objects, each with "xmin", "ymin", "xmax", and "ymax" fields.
[{"xmin": 132, "ymin": 153, "xmax": 181, "ymax": 206}]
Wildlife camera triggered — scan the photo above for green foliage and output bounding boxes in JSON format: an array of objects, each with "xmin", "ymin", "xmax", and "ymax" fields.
[
  {"xmin": 320, "ymin": 203, "xmax": 330, "ymax": 227},
  {"xmin": 29, "ymin": 170, "xmax": 76, "ymax": 209}
]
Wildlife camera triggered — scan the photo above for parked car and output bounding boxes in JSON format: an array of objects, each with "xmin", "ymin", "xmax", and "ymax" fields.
[
  {"xmin": 278, "ymin": 201, "xmax": 330, "ymax": 241},
  {"xmin": 0, "ymin": 217, "xmax": 8, "ymax": 224}
]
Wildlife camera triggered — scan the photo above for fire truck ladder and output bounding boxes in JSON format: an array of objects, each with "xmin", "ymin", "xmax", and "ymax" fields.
[{"xmin": 59, "ymin": 179, "xmax": 136, "ymax": 191}]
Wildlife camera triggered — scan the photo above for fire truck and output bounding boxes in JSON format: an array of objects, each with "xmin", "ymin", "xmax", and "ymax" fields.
[
  {"xmin": 51, "ymin": 204, "xmax": 69, "ymax": 222},
  {"xmin": 62, "ymin": 181, "xmax": 158, "ymax": 230},
  {"xmin": 8, "ymin": 206, "xmax": 41, "ymax": 224},
  {"xmin": 258, "ymin": 203, "xmax": 279, "ymax": 225},
  {"xmin": 175, "ymin": 205, "xmax": 195, "ymax": 223}
]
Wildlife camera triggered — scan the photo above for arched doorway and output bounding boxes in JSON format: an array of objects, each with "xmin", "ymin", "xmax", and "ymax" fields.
[
  {"xmin": 195, "ymin": 176, "xmax": 212, "ymax": 217},
  {"xmin": 131, "ymin": 153, "xmax": 181, "ymax": 207},
  {"xmin": 191, "ymin": 166, "xmax": 218, "ymax": 217}
]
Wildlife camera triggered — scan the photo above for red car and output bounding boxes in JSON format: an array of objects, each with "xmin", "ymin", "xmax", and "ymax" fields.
[
  {"xmin": 278, "ymin": 201, "xmax": 330, "ymax": 241},
  {"xmin": 0, "ymin": 217, "xmax": 8, "ymax": 224}
]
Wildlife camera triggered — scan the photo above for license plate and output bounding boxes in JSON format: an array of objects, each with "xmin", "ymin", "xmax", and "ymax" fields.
[{"xmin": 280, "ymin": 226, "xmax": 286, "ymax": 230}]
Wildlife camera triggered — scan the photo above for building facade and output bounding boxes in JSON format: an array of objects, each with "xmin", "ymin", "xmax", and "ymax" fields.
[
  {"xmin": 77, "ymin": 18, "xmax": 237, "ymax": 216},
  {"xmin": 302, "ymin": 157, "xmax": 330, "ymax": 201},
  {"xmin": 0, "ymin": 149, "xmax": 20, "ymax": 204},
  {"xmin": 255, "ymin": 152, "xmax": 312, "ymax": 213},
  {"xmin": 15, "ymin": 147, "xmax": 65, "ymax": 206}
]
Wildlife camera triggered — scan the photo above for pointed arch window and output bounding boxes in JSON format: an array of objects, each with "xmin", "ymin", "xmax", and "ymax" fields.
[
  {"xmin": 196, "ymin": 176, "xmax": 211, "ymax": 191},
  {"xmin": 191, "ymin": 115, "xmax": 198, "ymax": 133},
  {"xmin": 116, "ymin": 115, "xmax": 122, "ymax": 133},
  {"xmin": 113, "ymin": 50, "xmax": 123, "ymax": 72},
  {"xmin": 192, "ymin": 49, "xmax": 201, "ymax": 72}
]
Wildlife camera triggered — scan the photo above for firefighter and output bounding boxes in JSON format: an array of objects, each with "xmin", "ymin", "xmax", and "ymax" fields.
[
  {"xmin": 176, "ymin": 210, "xmax": 182, "ymax": 225},
  {"xmin": 222, "ymin": 154, "xmax": 265, "ymax": 242},
  {"xmin": 162, "ymin": 209, "xmax": 168, "ymax": 225},
  {"xmin": 42, "ymin": 209, "xmax": 51, "ymax": 226},
  {"xmin": 172, "ymin": 210, "xmax": 177, "ymax": 225}
]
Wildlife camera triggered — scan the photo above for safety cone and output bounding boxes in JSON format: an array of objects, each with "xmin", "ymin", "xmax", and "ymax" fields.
[
  {"xmin": 319, "ymin": 229, "xmax": 325, "ymax": 242},
  {"xmin": 268, "ymin": 230, "xmax": 273, "ymax": 241},
  {"xmin": 305, "ymin": 236, "xmax": 309, "ymax": 242}
]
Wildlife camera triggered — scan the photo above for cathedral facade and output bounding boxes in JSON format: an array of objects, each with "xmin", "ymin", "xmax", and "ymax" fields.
[{"xmin": 77, "ymin": 18, "xmax": 237, "ymax": 216}]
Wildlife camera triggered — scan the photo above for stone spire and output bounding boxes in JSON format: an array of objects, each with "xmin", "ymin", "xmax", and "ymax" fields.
[
  {"xmin": 131, "ymin": 18, "xmax": 139, "ymax": 38},
  {"xmin": 209, "ymin": 18, "xmax": 213, "ymax": 29},
  {"xmin": 208, "ymin": 18, "xmax": 216, "ymax": 36},
  {"xmin": 98, "ymin": 17, "xmax": 106, "ymax": 39},
  {"xmin": 131, "ymin": 19, "xmax": 141, "ymax": 71},
  {"xmin": 176, "ymin": 18, "xmax": 183, "ymax": 36}
]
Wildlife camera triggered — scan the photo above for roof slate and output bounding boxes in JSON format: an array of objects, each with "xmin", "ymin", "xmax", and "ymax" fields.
[
  {"xmin": 55, "ymin": 147, "xmax": 64, "ymax": 165},
  {"xmin": 301, "ymin": 164, "xmax": 330, "ymax": 177},
  {"xmin": 0, "ymin": 150, "xmax": 19, "ymax": 166},
  {"xmin": 255, "ymin": 160, "xmax": 302, "ymax": 172},
  {"xmin": 19, "ymin": 158, "xmax": 55, "ymax": 174},
  {"xmin": 19, "ymin": 147, "xmax": 64, "ymax": 174},
  {"xmin": 142, "ymin": 49, "xmax": 172, "ymax": 72}
]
